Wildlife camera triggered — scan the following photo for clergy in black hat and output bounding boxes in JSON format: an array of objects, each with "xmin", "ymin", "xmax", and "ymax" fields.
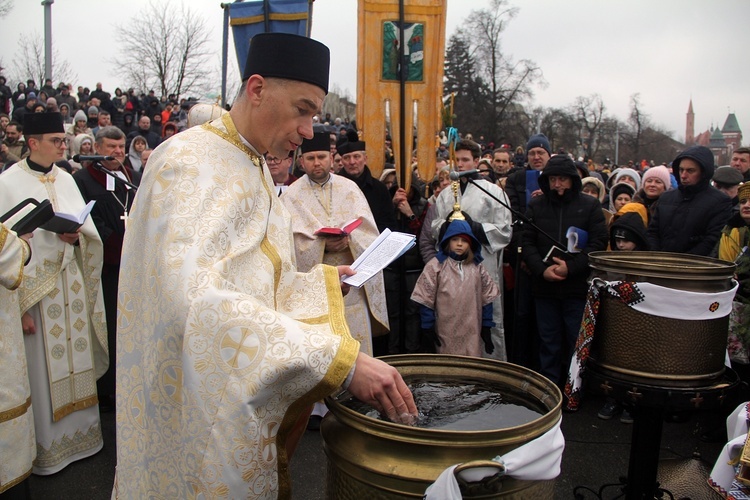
[
  {"xmin": 231, "ymin": 33, "xmax": 332, "ymax": 160},
  {"xmin": 23, "ymin": 112, "xmax": 68, "ymax": 171},
  {"xmin": 111, "ymin": 28, "xmax": 418, "ymax": 498},
  {"xmin": 23, "ymin": 111, "xmax": 65, "ymax": 136},
  {"xmin": 243, "ymin": 32, "xmax": 330, "ymax": 94}
]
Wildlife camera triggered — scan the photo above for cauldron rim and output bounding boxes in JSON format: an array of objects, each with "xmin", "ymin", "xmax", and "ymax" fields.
[
  {"xmin": 325, "ymin": 354, "xmax": 562, "ymax": 445},
  {"xmin": 588, "ymin": 250, "xmax": 735, "ymax": 281}
]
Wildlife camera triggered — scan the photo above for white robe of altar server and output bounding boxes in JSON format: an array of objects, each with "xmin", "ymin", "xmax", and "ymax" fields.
[
  {"xmin": 0, "ymin": 161, "xmax": 108, "ymax": 475},
  {"xmin": 0, "ymin": 223, "xmax": 35, "ymax": 492}
]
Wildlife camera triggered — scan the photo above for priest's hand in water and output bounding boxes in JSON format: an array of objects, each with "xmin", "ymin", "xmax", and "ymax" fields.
[
  {"xmin": 337, "ymin": 265, "xmax": 355, "ymax": 297},
  {"xmin": 347, "ymin": 352, "xmax": 418, "ymax": 425}
]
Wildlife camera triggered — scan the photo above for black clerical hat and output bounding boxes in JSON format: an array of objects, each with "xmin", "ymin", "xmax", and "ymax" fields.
[
  {"xmin": 243, "ymin": 33, "xmax": 330, "ymax": 94},
  {"xmin": 23, "ymin": 112, "xmax": 64, "ymax": 135},
  {"xmin": 336, "ymin": 128, "xmax": 366, "ymax": 156},
  {"xmin": 300, "ymin": 131, "xmax": 331, "ymax": 154}
]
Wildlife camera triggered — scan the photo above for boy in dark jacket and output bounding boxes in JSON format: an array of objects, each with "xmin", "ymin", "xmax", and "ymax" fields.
[{"xmin": 522, "ymin": 155, "xmax": 608, "ymax": 385}]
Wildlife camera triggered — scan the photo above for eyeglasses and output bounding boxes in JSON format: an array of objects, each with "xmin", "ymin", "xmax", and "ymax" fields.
[
  {"xmin": 265, "ymin": 156, "xmax": 290, "ymax": 165},
  {"xmin": 45, "ymin": 137, "xmax": 68, "ymax": 147}
]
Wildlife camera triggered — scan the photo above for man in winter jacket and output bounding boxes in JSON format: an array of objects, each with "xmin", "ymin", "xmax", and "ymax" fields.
[
  {"xmin": 522, "ymin": 154, "xmax": 608, "ymax": 385},
  {"xmin": 647, "ymin": 145, "xmax": 732, "ymax": 255}
]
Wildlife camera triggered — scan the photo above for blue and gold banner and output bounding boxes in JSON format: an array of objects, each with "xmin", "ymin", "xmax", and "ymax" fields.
[{"xmin": 229, "ymin": 0, "xmax": 312, "ymax": 76}]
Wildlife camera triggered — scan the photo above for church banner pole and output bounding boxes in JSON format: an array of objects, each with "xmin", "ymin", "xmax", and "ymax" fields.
[
  {"xmin": 398, "ymin": 0, "xmax": 406, "ymax": 187},
  {"xmin": 397, "ymin": 0, "xmax": 408, "ymax": 354},
  {"xmin": 220, "ymin": 3, "xmax": 230, "ymax": 108}
]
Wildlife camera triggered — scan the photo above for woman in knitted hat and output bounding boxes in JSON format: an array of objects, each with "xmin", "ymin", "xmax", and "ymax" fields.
[
  {"xmin": 612, "ymin": 167, "xmax": 641, "ymax": 192},
  {"xmin": 65, "ymin": 109, "xmax": 92, "ymax": 149},
  {"xmin": 608, "ymin": 182, "xmax": 636, "ymax": 213},
  {"xmin": 582, "ymin": 176, "xmax": 612, "ymax": 225},
  {"xmin": 68, "ymin": 133, "xmax": 95, "ymax": 170},
  {"xmin": 634, "ymin": 165, "xmax": 671, "ymax": 223}
]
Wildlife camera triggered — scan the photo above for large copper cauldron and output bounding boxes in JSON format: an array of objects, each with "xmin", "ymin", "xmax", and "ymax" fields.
[
  {"xmin": 321, "ymin": 354, "xmax": 561, "ymax": 499},
  {"xmin": 587, "ymin": 251, "xmax": 736, "ymax": 387}
]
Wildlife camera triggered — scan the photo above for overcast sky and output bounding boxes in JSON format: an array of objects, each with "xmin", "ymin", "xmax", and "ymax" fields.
[{"xmin": 2, "ymin": 0, "xmax": 748, "ymax": 144}]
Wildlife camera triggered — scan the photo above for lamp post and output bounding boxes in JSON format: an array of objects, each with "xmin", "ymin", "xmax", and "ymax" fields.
[{"xmin": 42, "ymin": 0, "xmax": 54, "ymax": 81}]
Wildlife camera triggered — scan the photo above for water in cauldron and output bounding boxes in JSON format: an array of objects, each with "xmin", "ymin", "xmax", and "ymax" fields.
[{"xmin": 338, "ymin": 377, "xmax": 542, "ymax": 431}]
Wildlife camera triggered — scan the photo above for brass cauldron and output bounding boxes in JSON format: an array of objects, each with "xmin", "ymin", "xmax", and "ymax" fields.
[
  {"xmin": 321, "ymin": 354, "xmax": 561, "ymax": 499},
  {"xmin": 587, "ymin": 251, "xmax": 736, "ymax": 387}
]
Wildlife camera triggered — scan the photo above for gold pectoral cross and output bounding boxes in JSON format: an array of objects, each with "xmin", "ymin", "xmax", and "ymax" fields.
[{"xmin": 120, "ymin": 211, "xmax": 128, "ymax": 230}]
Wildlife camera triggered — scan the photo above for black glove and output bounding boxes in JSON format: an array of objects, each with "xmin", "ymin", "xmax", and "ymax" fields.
[
  {"xmin": 422, "ymin": 327, "xmax": 441, "ymax": 347},
  {"xmin": 481, "ymin": 327, "xmax": 494, "ymax": 354}
]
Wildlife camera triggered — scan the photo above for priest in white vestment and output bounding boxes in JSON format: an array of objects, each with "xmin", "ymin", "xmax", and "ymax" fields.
[
  {"xmin": 0, "ymin": 112, "xmax": 108, "ymax": 476},
  {"xmin": 431, "ymin": 139, "xmax": 513, "ymax": 360},
  {"xmin": 114, "ymin": 33, "xmax": 416, "ymax": 500},
  {"xmin": 0, "ymin": 222, "xmax": 36, "ymax": 494},
  {"xmin": 281, "ymin": 131, "xmax": 389, "ymax": 356}
]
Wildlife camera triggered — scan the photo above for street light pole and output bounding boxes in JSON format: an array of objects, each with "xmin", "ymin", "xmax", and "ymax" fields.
[{"xmin": 42, "ymin": 0, "xmax": 54, "ymax": 81}]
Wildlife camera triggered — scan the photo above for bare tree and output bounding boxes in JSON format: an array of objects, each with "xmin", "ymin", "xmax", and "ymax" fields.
[
  {"xmin": 571, "ymin": 94, "xmax": 606, "ymax": 160},
  {"xmin": 627, "ymin": 93, "xmax": 646, "ymax": 159},
  {"xmin": 465, "ymin": 0, "xmax": 543, "ymax": 142},
  {"xmin": 115, "ymin": 0, "xmax": 213, "ymax": 98},
  {"xmin": 0, "ymin": 0, "xmax": 13, "ymax": 18},
  {"xmin": 10, "ymin": 32, "xmax": 77, "ymax": 86}
]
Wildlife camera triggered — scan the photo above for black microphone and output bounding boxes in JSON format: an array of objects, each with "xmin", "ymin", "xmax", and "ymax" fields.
[
  {"xmin": 72, "ymin": 155, "xmax": 115, "ymax": 162},
  {"xmin": 449, "ymin": 169, "xmax": 480, "ymax": 181}
]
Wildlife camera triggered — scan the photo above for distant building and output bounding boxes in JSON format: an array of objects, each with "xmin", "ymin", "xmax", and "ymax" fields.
[
  {"xmin": 722, "ymin": 113, "xmax": 742, "ymax": 151},
  {"xmin": 685, "ymin": 100, "xmax": 742, "ymax": 164},
  {"xmin": 686, "ymin": 99, "xmax": 695, "ymax": 146}
]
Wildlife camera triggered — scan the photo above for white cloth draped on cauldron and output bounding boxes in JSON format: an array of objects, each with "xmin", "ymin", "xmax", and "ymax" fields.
[
  {"xmin": 564, "ymin": 279, "xmax": 738, "ymax": 411},
  {"xmin": 709, "ymin": 402, "xmax": 750, "ymax": 497},
  {"xmin": 423, "ymin": 418, "xmax": 564, "ymax": 499}
]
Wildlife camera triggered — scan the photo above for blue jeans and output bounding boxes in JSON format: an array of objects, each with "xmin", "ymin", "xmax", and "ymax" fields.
[{"xmin": 535, "ymin": 296, "xmax": 586, "ymax": 385}]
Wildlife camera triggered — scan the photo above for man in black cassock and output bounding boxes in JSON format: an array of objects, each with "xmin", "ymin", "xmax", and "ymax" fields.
[{"xmin": 73, "ymin": 125, "xmax": 141, "ymax": 411}]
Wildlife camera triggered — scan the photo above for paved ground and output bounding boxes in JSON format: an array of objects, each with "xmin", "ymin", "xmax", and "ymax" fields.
[{"xmin": 27, "ymin": 388, "xmax": 728, "ymax": 499}]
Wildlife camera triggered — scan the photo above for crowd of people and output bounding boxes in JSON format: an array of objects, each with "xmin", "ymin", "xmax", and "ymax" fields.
[
  {"xmin": 1, "ymin": 30, "xmax": 749, "ymax": 497},
  {"xmin": 0, "ymin": 76, "xmax": 198, "ymax": 173}
]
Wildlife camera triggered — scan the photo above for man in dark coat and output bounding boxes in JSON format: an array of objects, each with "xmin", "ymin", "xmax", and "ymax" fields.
[
  {"xmin": 126, "ymin": 115, "xmax": 161, "ymax": 150},
  {"xmin": 522, "ymin": 154, "xmax": 608, "ymax": 385},
  {"xmin": 647, "ymin": 145, "xmax": 732, "ymax": 255},
  {"xmin": 337, "ymin": 132, "xmax": 397, "ymax": 233},
  {"xmin": 504, "ymin": 133, "xmax": 551, "ymax": 368},
  {"xmin": 73, "ymin": 126, "xmax": 141, "ymax": 411}
]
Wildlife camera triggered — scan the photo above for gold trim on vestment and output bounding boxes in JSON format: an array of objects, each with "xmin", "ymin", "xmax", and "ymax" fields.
[
  {"xmin": 275, "ymin": 265, "xmax": 359, "ymax": 498},
  {"xmin": 0, "ymin": 467, "xmax": 32, "ymax": 494},
  {"xmin": 260, "ymin": 238, "xmax": 282, "ymax": 310},
  {"xmin": 298, "ymin": 315, "xmax": 330, "ymax": 325},
  {"xmin": 203, "ymin": 114, "xmax": 263, "ymax": 169},
  {"xmin": 0, "ymin": 396, "xmax": 31, "ymax": 424},
  {"xmin": 0, "ymin": 225, "xmax": 25, "ymax": 290},
  {"xmin": 52, "ymin": 394, "xmax": 98, "ymax": 422}
]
